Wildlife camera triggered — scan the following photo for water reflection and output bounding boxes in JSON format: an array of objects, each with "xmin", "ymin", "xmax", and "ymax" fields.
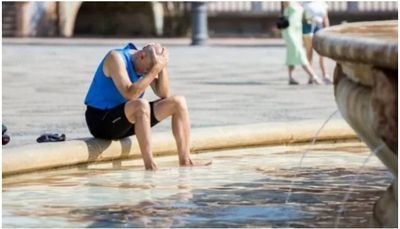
[
  {"xmin": 3, "ymin": 142, "xmax": 391, "ymax": 228},
  {"xmin": 286, "ymin": 110, "xmax": 338, "ymax": 203},
  {"xmin": 59, "ymin": 167, "xmax": 389, "ymax": 228}
]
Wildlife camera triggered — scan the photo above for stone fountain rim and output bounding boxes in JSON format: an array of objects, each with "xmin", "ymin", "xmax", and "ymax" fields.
[
  {"xmin": 313, "ymin": 20, "xmax": 398, "ymax": 70},
  {"xmin": 2, "ymin": 120, "xmax": 357, "ymax": 177}
]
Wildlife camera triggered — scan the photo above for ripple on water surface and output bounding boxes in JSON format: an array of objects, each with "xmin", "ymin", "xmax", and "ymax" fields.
[{"xmin": 2, "ymin": 142, "xmax": 392, "ymax": 227}]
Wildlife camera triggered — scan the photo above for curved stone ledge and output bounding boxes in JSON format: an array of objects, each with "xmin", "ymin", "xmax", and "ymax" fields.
[
  {"xmin": 3, "ymin": 120, "xmax": 356, "ymax": 177},
  {"xmin": 314, "ymin": 20, "xmax": 397, "ymax": 70}
]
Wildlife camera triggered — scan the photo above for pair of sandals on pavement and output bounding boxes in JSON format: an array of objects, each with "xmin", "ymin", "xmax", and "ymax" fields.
[
  {"xmin": 36, "ymin": 133, "xmax": 66, "ymax": 143},
  {"xmin": 2, "ymin": 124, "xmax": 65, "ymax": 145}
]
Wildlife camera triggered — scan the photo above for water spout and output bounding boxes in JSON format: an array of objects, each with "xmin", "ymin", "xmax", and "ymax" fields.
[
  {"xmin": 333, "ymin": 143, "xmax": 386, "ymax": 227},
  {"xmin": 285, "ymin": 110, "xmax": 339, "ymax": 203}
]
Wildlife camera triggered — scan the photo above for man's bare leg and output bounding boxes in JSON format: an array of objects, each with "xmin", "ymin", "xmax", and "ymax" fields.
[
  {"xmin": 153, "ymin": 95, "xmax": 211, "ymax": 166},
  {"xmin": 125, "ymin": 99, "xmax": 157, "ymax": 170}
]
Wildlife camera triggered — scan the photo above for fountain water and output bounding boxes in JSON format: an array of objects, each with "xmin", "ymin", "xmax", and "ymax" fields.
[
  {"xmin": 334, "ymin": 143, "xmax": 385, "ymax": 227},
  {"xmin": 285, "ymin": 110, "xmax": 338, "ymax": 203},
  {"xmin": 3, "ymin": 141, "xmax": 389, "ymax": 227}
]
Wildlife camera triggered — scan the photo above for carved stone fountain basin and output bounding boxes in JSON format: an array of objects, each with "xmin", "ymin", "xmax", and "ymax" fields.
[{"xmin": 314, "ymin": 20, "xmax": 397, "ymax": 227}]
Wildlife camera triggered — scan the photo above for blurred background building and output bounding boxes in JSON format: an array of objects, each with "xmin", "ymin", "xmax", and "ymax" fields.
[{"xmin": 2, "ymin": 1, "xmax": 398, "ymax": 38}]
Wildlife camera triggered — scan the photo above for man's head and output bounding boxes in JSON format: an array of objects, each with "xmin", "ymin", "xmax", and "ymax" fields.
[{"xmin": 135, "ymin": 43, "xmax": 163, "ymax": 75}]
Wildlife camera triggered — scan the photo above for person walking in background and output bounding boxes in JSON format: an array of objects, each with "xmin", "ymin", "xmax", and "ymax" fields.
[
  {"xmin": 281, "ymin": 1, "xmax": 322, "ymax": 85},
  {"xmin": 302, "ymin": 1, "xmax": 332, "ymax": 84}
]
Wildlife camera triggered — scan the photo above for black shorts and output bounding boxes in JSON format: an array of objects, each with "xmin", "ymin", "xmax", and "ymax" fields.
[{"xmin": 85, "ymin": 100, "xmax": 160, "ymax": 140}]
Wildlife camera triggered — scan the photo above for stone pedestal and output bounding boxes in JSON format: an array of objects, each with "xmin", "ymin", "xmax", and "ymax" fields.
[{"xmin": 313, "ymin": 20, "xmax": 398, "ymax": 227}]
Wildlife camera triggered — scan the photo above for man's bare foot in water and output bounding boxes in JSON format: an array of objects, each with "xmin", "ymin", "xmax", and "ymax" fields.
[
  {"xmin": 144, "ymin": 161, "xmax": 158, "ymax": 171},
  {"xmin": 180, "ymin": 158, "xmax": 212, "ymax": 167}
]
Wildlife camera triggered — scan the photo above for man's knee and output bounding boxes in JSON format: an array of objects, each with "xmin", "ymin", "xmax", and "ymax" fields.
[
  {"xmin": 127, "ymin": 98, "xmax": 150, "ymax": 118},
  {"xmin": 171, "ymin": 95, "xmax": 187, "ymax": 111}
]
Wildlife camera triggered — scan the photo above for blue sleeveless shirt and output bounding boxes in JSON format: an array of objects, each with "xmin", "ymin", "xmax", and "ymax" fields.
[{"xmin": 84, "ymin": 43, "xmax": 144, "ymax": 110}]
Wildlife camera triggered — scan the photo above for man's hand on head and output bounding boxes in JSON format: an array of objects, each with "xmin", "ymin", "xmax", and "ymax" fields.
[
  {"xmin": 154, "ymin": 45, "xmax": 168, "ymax": 65},
  {"xmin": 145, "ymin": 42, "xmax": 162, "ymax": 51},
  {"xmin": 149, "ymin": 46, "xmax": 168, "ymax": 76}
]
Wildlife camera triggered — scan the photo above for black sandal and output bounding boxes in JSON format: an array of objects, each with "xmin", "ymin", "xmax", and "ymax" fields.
[
  {"xmin": 2, "ymin": 134, "xmax": 10, "ymax": 145},
  {"xmin": 37, "ymin": 133, "xmax": 66, "ymax": 143},
  {"xmin": 2, "ymin": 124, "xmax": 10, "ymax": 145}
]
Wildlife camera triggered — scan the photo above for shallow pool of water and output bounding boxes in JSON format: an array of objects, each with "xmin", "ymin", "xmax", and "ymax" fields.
[{"xmin": 3, "ymin": 141, "xmax": 391, "ymax": 227}]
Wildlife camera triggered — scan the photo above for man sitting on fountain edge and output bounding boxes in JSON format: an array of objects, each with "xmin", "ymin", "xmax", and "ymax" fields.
[{"xmin": 84, "ymin": 42, "xmax": 210, "ymax": 170}]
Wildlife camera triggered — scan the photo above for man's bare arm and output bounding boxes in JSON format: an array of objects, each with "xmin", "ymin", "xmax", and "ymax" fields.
[
  {"xmin": 151, "ymin": 67, "xmax": 170, "ymax": 98},
  {"xmin": 105, "ymin": 50, "xmax": 164, "ymax": 100},
  {"xmin": 151, "ymin": 47, "xmax": 170, "ymax": 98}
]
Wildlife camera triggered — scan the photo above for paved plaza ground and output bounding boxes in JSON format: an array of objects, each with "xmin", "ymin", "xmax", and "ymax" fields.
[{"xmin": 3, "ymin": 38, "xmax": 340, "ymax": 147}]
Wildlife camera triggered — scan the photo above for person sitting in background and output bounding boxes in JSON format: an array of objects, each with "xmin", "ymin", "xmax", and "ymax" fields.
[
  {"xmin": 302, "ymin": 1, "xmax": 332, "ymax": 84},
  {"xmin": 281, "ymin": 1, "xmax": 322, "ymax": 85},
  {"xmin": 84, "ymin": 42, "xmax": 211, "ymax": 170}
]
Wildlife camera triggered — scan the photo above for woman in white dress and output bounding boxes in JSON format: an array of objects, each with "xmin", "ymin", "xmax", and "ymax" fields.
[{"xmin": 302, "ymin": 1, "xmax": 332, "ymax": 84}]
